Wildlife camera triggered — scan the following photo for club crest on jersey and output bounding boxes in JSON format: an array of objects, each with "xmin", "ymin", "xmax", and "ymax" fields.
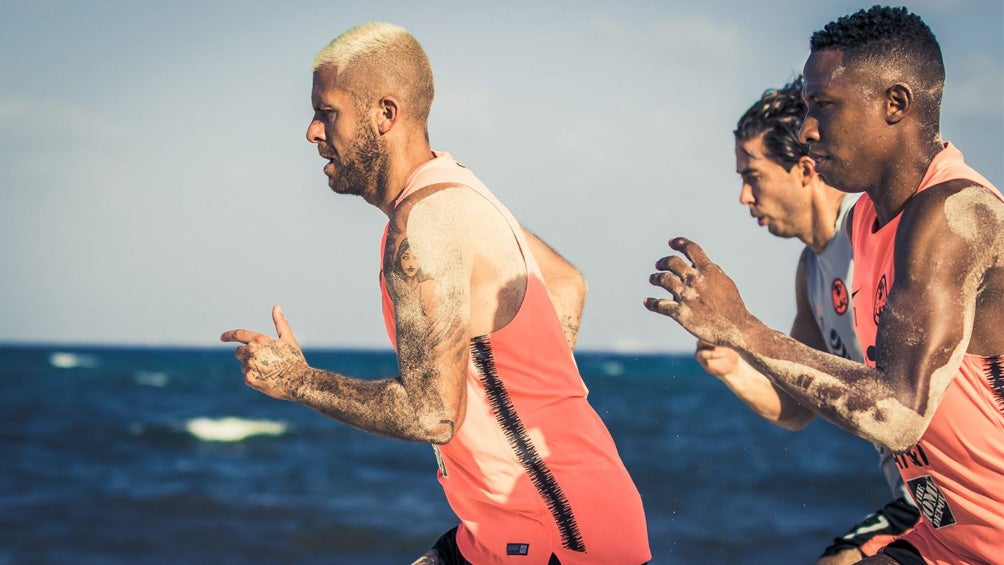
[
  {"xmin": 873, "ymin": 274, "xmax": 889, "ymax": 325},
  {"xmin": 831, "ymin": 278, "xmax": 849, "ymax": 315}
]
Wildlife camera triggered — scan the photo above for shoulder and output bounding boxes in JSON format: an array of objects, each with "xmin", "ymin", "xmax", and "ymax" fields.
[
  {"xmin": 902, "ymin": 181, "xmax": 1004, "ymax": 245},
  {"xmin": 844, "ymin": 204, "xmax": 855, "ymax": 242},
  {"xmin": 384, "ymin": 184, "xmax": 511, "ymax": 275},
  {"xmin": 391, "ymin": 183, "xmax": 480, "ymax": 231},
  {"xmin": 837, "ymin": 192, "xmax": 859, "ymax": 230},
  {"xmin": 797, "ymin": 245, "xmax": 814, "ymax": 271},
  {"xmin": 896, "ymin": 181, "xmax": 1004, "ymax": 273},
  {"xmin": 795, "ymin": 247, "xmax": 814, "ymax": 295},
  {"xmin": 394, "ymin": 183, "xmax": 506, "ymax": 227}
]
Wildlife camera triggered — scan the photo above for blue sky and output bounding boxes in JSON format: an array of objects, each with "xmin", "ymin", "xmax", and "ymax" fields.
[{"xmin": 2, "ymin": 1, "xmax": 1001, "ymax": 352}]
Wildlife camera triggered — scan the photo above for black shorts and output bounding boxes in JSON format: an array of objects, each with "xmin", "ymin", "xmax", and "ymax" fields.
[
  {"xmin": 879, "ymin": 539, "xmax": 925, "ymax": 565},
  {"xmin": 428, "ymin": 527, "xmax": 473, "ymax": 565},
  {"xmin": 819, "ymin": 495, "xmax": 921, "ymax": 557}
]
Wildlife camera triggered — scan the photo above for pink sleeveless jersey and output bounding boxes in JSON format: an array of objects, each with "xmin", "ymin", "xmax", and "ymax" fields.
[
  {"xmin": 379, "ymin": 152, "xmax": 650, "ymax": 564},
  {"xmin": 850, "ymin": 143, "xmax": 1004, "ymax": 563}
]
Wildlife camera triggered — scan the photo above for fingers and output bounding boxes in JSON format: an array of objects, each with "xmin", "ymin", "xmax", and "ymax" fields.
[
  {"xmin": 220, "ymin": 329, "xmax": 272, "ymax": 344},
  {"xmin": 643, "ymin": 297, "xmax": 679, "ymax": 318},
  {"xmin": 233, "ymin": 343, "xmax": 259, "ymax": 361},
  {"xmin": 649, "ymin": 270, "xmax": 684, "ymax": 298},
  {"xmin": 272, "ymin": 304, "xmax": 300, "ymax": 347},
  {"xmin": 646, "ymin": 236, "xmax": 709, "ymax": 306},
  {"xmin": 695, "ymin": 345, "xmax": 723, "ymax": 361},
  {"xmin": 654, "ymin": 255, "xmax": 693, "ymax": 276},
  {"xmin": 221, "ymin": 304, "xmax": 295, "ymax": 346},
  {"xmin": 669, "ymin": 237, "xmax": 711, "ymax": 267},
  {"xmin": 695, "ymin": 344, "xmax": 717, "ymax": 360}
]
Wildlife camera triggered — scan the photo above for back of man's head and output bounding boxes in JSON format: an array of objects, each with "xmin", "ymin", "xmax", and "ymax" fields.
[
  {"xmin": 810, "ymin": 5, "xmax": 944, "ymax": 132},
  {"xmin": 313, "ymin": 22, "xmax": 435, "ymax": 125},
  {"xmin": 735, "ymin": 76, "xmax": 808, "ymax": 171}
]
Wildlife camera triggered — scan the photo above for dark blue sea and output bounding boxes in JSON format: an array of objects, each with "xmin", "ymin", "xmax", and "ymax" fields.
[{"xmin": 1, "ymin": 345, "xmax": 892, "ymax": 564}]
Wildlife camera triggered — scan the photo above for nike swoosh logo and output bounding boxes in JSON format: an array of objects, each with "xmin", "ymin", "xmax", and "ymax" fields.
[{"xmin": 851, "ymin": 289, "xmax": 860, "ymax": 298}]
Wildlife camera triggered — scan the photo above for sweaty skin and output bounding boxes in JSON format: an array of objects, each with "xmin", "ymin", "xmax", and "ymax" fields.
[
  {"xmin": 695, "ymin": 245, "xmax": 833, "ymax": 431},
  {"xmin": 649, "ymin": 43, "xmax": 1004, "ymax": 455},
  {"xmin": 645, "ymin": 180, "xmax": 1004, "ymax": 453},
  {"xmin": 222, "ymin": 189, "xmax": 508, "ymax": 444},
  {"xmin": 525, "ymin": 231, "xmax": 587, "ymax": 350},
  {"xmin": 220, "ymin": 186, "xmax": 588, "ymax": 447},
  {"xmin": 223, "ymin": 26, "xmax": 624, "ymax": 563}
]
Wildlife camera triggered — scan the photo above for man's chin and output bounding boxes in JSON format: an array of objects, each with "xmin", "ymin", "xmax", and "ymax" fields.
[
  {"xmin": 327, "ymin": 179, "xmax": 362, "ymax": 196},
  {"xmin": 766, "ymin": 225, "xmax": 795, "ymax": 239},
  {"xmin": 815, "ymin": 164, "xmax": 844, "ymax": 189}
]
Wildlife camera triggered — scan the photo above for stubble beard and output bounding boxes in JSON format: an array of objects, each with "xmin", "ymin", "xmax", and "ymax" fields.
[{"xmin": 326, "ymin": 123, "xmax": 389, "ymax": 205}]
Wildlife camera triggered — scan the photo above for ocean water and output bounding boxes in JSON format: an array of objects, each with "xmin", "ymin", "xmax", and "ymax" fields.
[{"xmin": 0, "ymin": 345, "xmax": 891, "ymax": 564}]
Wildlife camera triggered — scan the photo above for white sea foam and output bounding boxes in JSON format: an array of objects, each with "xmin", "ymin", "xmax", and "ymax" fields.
[
  {"xmin": 601, "ymin": 361, "xmax": 625, "ymax": 376},
  {"xmin": 134, "ymin": 371, "xmax": 169, "ymax": 387},
  {"xmin": 49, "ymin": 352, "xmax": 98, "ymax": 369},
  {"xmin": 185, "ymin": 417, "xmax": 288, "ymax": 442}
]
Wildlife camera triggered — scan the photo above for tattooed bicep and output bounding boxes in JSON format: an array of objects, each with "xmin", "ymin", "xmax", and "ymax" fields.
[{"xmin": 384, "ymin": 190, "xmax": 472, "ymax": 322}]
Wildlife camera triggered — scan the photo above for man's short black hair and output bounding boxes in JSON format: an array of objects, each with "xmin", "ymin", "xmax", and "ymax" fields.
[
  {"xmin": 810, "ymin": 5, "xmax": 944, "ymax": 129},
  {"xmin": 734, "ymin": 76, "xmax": 808, "ymax": 171},
  {"xmin": 810, "ymin": 5, "xmax": 940, "ymax": 63}
]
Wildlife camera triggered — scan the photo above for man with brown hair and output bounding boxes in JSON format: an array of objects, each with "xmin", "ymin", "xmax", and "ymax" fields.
[
  {"xmin": 647, "ymin": 6, "xmax": 1004, "ymax": 564},
  {"xmin": 698, "ymin": 76, "xmax": 918, "ymax": 564}
]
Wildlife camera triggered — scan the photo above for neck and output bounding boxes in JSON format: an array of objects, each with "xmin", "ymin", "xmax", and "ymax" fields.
[
  {"xmin": 867, "ymin": 137, "xmax": 944, "ymax": 226},
  {"xmin": 802, "ymin": 186, "xmax": 846, "ymax": 254},
  {"xmin": 374, "ymin": 130, "xmax": 434, "ymax": 217}
]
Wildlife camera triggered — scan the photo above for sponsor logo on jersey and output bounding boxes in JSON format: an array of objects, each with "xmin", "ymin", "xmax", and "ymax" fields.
[
  {"xmin": 894, "ymin": 444, "xmax": 930, "ymax": 470},
  {"xmin": 506, "ymin": 543, "xmax": 530, "ymax": 556},
  {"xmin": 831, "ymin": 278, "xmax": 849, "ymax": 315},
  {"xmin": 827, "ymin": 329, "xmax": 851, "ymax": 359},
  {"xmin": 873, "ymin": 274, "xmax": 889, "ymax": 325},
  {"xmin": 907, "ymin": 475, "xmax": 957, "ymax": 529}
]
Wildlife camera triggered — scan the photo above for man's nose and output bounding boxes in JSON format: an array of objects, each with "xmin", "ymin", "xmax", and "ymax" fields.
[
  {"xmin": 306, "ymin": 120, "xmax": 325, "ymax": 144},
  {"xmin": 799, "ymin": 115, "xmax": 819, "ymax": 144},
  {"xmin": 739, "ymin": 182, "xmax": 754, "ymax": 205}
]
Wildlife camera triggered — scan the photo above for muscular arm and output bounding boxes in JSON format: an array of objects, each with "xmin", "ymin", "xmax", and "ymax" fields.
[
  {"xmin": 523, "ymin": 229, "xmax": 587, "ymax": 350},
  {"xmin": 696, "ymin": 249, "xmax": 820, "ymax": 431},
  {"xmin": 647, "ymin": 184, "xmax": 1004, "ymax": 452},
  {"xmin": 222, "ymin": 189, "xmax": 476, "ymax": 444},
  {"xmin": 695, "ymin": 345, "xmax": 813, "ymax": 430}
]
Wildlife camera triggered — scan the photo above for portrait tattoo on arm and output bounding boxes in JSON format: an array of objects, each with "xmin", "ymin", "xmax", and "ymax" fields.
[
  {"xmin": 390, "ymin": 237, "xmax": 439, "ymax": 317},
  {"xmin": 380, "ymin": 189, "xmax": 475, "ymax": 444}
]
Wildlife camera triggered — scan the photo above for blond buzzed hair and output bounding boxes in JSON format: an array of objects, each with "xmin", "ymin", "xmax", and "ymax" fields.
[{"xmin": 313, "ymin": 22, "xmax": 435, "ymax": 125}]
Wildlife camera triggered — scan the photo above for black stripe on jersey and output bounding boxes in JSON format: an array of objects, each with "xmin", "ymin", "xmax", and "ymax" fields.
[
  {"xmin": 469, "ymin": 335, "xmax": 586, "ymax": 553},
  {"xmin": 985, "ymin": 355, "xmax": 1004, "ymax": 415}
]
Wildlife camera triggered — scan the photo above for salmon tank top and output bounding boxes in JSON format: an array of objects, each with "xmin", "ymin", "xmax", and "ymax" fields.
[
  {"xmin": 850, "ymin": 143, "xmax": 1004, "ymax": 562},
  {"xmin": 379, "ymin": 152, "xmax": 650, "ymax": 564}
]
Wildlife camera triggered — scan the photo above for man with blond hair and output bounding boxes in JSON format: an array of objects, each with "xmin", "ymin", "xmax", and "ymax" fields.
[{"xmin": 222, "ymin": 22, "xmax": 650, "ymax": 564}]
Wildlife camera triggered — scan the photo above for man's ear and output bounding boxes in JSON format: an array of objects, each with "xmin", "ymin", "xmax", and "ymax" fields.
[
  {"xmin": 376, "ymin": 96, "xmax": 399, "ymax": 135},
  {"xmin": 796, "ymin": 155, "xmax": 816, "ymax": 186},
  {"xmin": 885, "ymin": 83, "xmax": 913, "ymax": 125}
]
